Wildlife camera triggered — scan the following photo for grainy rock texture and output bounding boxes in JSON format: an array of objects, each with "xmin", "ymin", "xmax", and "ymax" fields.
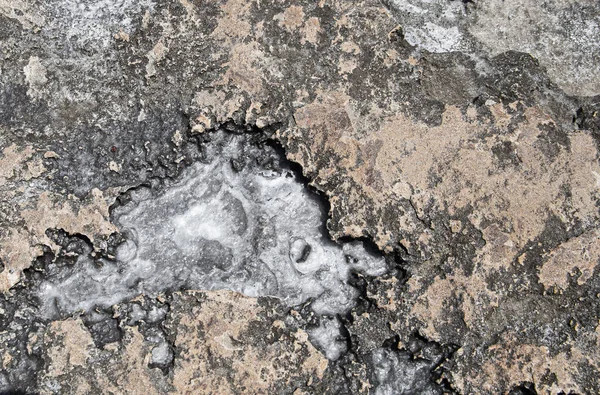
[
  {"xmin": 1, "ymin": 0, "xmax": 600, "ymax": 394},
  {"xmin": 34, "ymin": 291, "xmax": 328, "ymax": 394}
]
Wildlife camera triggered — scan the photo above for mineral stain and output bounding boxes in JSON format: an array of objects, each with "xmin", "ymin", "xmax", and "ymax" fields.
[{"xmin": 37, "ymin": 130, "xmax": 387, "ymax": 358}]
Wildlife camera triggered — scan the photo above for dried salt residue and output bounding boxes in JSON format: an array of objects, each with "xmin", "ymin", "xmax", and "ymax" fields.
[{"xmin": 38, "ymin": 131, "xmax": 387, "ymax": 351}]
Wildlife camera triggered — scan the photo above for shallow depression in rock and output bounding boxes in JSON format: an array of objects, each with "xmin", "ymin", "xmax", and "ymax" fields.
[{"xmin": 38, "ymin": 130, "xmax": 387, "ymax": 329}]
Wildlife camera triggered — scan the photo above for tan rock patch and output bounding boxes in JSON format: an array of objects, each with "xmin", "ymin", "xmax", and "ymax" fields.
[
  {"xmin": 0, "ymin": 144, "xmax": 120, "ymax": 291},
  {"xmin": 301, "ymin": 17, "xmax": 321, "ymax": 45},
  {"xmin": 275, "ymin": 5, "xmax": 305, "ymax": 31},
  {"xmin": 211, "ymin": 0, "xmax": 253, "ymax": 43},
  {"xmin": 539, "ymin": 229, "xmax": 600, "ymax": 291},
  {"xmin": 36, "ymin": 291, "xmax": 328, "ymax": 394},
  {"xmin": 168, "ymin": 291, "xmax": 327, "ymax": 393}
]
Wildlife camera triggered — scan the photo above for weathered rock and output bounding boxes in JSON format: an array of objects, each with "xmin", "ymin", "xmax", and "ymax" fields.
[
  {"xmin": 1, "ymin": 0, "xmax": 599, "ymax": 393},
  {"xmin": 0, "ymin": 143, "xmax": 120, "ymax": 290},
  {"xmin": 35, "ymin": 291, "xmax": 328, "ymax": 394}
]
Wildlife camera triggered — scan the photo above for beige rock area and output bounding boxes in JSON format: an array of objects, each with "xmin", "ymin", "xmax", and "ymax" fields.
[
  {"xmin": 289, "ymin": 94, "xmax": 600, "ymax": 395},
  {"xmin": 0, "ymin": 143, "xmax": 119, "ymax": 291},
  {"xmin": 34, "ymin": 291, "xmax": 327, "ymax": 394}
]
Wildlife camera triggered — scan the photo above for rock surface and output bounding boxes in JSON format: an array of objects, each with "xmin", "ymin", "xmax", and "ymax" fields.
[
  {"xmin": 33, "ymin": 291, "xmax": 328, "ymax": 394},
  {"xmin": 1, "ymin": 0, "xmax": 600, "ymax": 394}
]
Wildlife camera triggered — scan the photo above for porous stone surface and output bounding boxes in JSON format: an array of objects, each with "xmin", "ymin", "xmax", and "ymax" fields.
[{"xmin": 1, "ymin": 0, "xmax": 600, "ymax": 394}]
